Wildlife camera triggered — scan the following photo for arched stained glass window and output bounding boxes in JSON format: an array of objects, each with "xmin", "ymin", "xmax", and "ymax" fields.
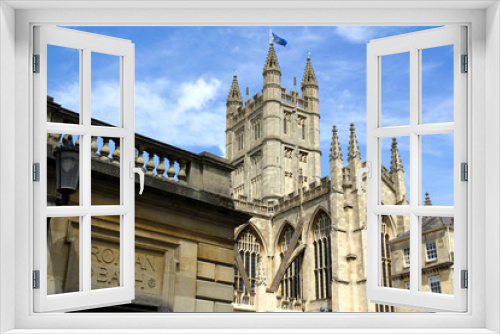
[
  {"xmin": 234, "ymin": 227, "xmax": 262, "ymax": 295},
  {"xmin": 313, "ymin": 212, "xmax": 332, "ymax": 300},
  {"xmin": 278, "ymin": 225, "xmax": 303, "ymax": 301},
  {"xmin": 376, "ymin": 219, "xmax": 395, "ymax": 313}
]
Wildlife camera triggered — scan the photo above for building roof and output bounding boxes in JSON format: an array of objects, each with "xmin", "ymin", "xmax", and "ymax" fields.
[{"xmin": 391, "ymin": 216, "xmax": 454, "ymax": 242}]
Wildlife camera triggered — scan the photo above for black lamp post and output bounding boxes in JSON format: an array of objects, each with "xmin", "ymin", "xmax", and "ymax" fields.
[{"xmin": 54, "ymin": 135, "xmax": 79, "ymax": 205}]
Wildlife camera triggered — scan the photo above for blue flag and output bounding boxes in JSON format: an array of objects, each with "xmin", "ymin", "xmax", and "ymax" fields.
[{"xmin": 272, "ymin": 32, "xmax": 287, "ymax": 46}]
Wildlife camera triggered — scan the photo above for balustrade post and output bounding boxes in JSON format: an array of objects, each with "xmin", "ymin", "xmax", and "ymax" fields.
[
  {"xmin": 166, "ymin": 157, "xmax": 176, "ymax": 180},
  {"xmin": 91, "ymin": 136, "xmax": 98, "ymax": 158},
  {"xmin": 136, "ymin": 147, "xmax": 145, "ymax": 169},
  {"xmin": 156, "ymin": 154, "xmax": 166, "ymax": 179},
  {"xmin": 177, "ymin": 159, "xmax": 187, "ymax": 182},
  {"xmin": 112, "ymin": 139, "xmax": 120, "ymax": 165},
  {"xmin": 100, "ymin": 137, "xmax": 111, "ymax": 162},
  {"xmin": 145, "ymin": 152, "xmax": 156, "ymax": 176}
]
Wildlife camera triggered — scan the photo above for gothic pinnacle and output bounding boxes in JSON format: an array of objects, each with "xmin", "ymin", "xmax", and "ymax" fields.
[
  {"xmin": 301, "ymin": 55, "xmax": 318, "ymax": 88},
  {"xmin": 263, "ymin": 42, "xmax": 280, "ymax": 73},
  {"xmin": 330, "ymin": 125, "xmax": 342, "ymax": 160},
  {"xmin": 348, "ymin": 123, "xmax": 360, "ymax": 159},
  {"xmin": 390, "ymin": 138, "xmax": 404, "ymax": 173},
  {"xmin": 226, "ymin": 74, "xmax": 242, "ymax": 105},
  {"xmin": 425, "ymin": 192, "xmax": 433, "ymax": 206}
]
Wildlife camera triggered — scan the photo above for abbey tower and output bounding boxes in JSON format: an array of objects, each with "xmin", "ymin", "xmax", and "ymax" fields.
[
  {"xmin": 226, "ymin": 42, "xmax": 418, "ymax": 313},
  {"xmin": 226, "ymin": 43, "xmax": 321, "ymax": 205}
]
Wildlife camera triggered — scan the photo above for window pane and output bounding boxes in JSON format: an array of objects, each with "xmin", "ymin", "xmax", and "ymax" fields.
[
  {"xmin": 91, "ymin": 52, "xmax": 121, "ymax": 127},
  {"xmin": 47, "ymin": 216, "xmax": 80, "ymax": 295},
  {"xmin": 420, "ymin": 216, "xmax": 454, "ymax": 295},
  {"xmin": 381, "ymin": 136, "xmax": 410, "ymax": 205},
  {"xmin": 47, "ymin": 133, "xmax": 81, "ymax": 207},
  {"xmin": 47, "ymin": 45, "xmax": 80, "ymax": 124},
  {"xmin": 91, "ymin": 215, "xmax": 121, "ymax": 290},
  {"xmin": 91, "ymin": 136, "xmax": 121, "ymax": 206},
  {"xmin": 421, "ymin": 133, "xmax": 454, "ymax": 206},
  {"xmin": 421, "ymin": 45, "xmax": 454, "ymax": 124},
  {"xmin": 381, "ymin": 52, "xmax": 410, "ymax": 127}
]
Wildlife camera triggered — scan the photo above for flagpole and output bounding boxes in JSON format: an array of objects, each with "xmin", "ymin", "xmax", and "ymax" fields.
[{"xmin": 269, "ymin": 28, "xmax": 272, "ymax": 44}]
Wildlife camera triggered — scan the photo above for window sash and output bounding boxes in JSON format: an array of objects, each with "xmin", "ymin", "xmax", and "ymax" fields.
[
  {"xmin": 366, "ymin": 26, "xmax": 467, "ymax": 312},
  {"xmin": 33, "ymin": 26, "xmax": 135, "ymax": 312}
]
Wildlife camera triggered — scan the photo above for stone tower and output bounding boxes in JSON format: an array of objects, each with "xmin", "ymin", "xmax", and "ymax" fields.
[
  {"xmin": 226, "ymin": 43, "xmax": 322, "ymax": 204},
  {"xmin": 229, "ymin": 42, "xmax": 412, "ymax": 313}
]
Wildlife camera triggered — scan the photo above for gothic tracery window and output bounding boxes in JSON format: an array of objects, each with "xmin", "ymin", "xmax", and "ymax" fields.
[
  {"xmin": 234, "ymin": 227, "xmax": 262, "ymax": 294},
  {"xmin": 313, "ymin": 212, "xmax": 332, "ymax": 300},
  {"xmin": 279, "ymin": 225, "xmax": 303, "ymax": 301},
  {"xmin": 377, "ymin": 219, "xmax": 395, "ymax": 312}
]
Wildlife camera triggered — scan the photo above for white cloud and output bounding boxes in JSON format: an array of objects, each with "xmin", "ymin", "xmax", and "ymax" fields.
[
  {"xmin": 135, "ymin": 77, "xmax": 225, "ymax": 155},
  {"xmin": 51, "ymin": 77, "xmax": 226, "ymax": 156},
  {"xmin": 334, "ymin": 27, "xmax": 381, "ymax": 44}
]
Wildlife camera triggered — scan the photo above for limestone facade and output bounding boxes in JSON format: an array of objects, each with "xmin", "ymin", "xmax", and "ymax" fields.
[{"xmin": 227, "ymin": 43, "xmax": 447, "ymax": 312}]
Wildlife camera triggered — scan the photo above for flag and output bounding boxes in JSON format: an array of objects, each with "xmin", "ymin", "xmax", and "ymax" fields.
[{"xmin": 272, "ymin": 32, "xmax": 287, "ymax": 46}]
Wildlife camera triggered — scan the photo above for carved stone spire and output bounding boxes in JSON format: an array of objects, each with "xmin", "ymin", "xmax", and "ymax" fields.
[
  {"xmin": 263, "ymin": 42, "xmax": 280, "ymax": 74},
  {"xmin": 226, "ymin": 74, "xmax": 242, "ymax": 106},
  {"xmin": 330, "ymin": 125, "xmax": 342, "ymax": 160},
  {"xmin": 301, "ymin": 54, "xmax": 318, "ymax": 89},
  {"xmin": 348, "ymin": 123, "xmax": 360, "ymax": 159},
  {"xmin": 390, "ymin": 138, "xmax": 408, "ymax": 206},
  {"xmin": 390, "ymin": 138, "xmax": 404, "ymax": 173},
  {"xmin": 330, "ymin": 125, "xmax": 344, "ymax": 191},
  {"xmin": 425, "ymin": 192, "xmax": 433, "ymax": 206}
]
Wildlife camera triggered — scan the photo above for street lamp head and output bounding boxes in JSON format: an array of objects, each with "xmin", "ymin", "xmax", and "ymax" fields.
[{"xmin": 54, "ymin": 135, "xmax": 79, "ymax": 204}]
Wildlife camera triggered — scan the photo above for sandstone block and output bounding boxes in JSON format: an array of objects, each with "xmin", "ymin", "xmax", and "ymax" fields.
[
  {"xmin": 196, "ymin": 280, "xmax": 233, "ymax": 302},
  {"xmin": 197, "ymin": 261, "xmax": 215, "ymax": 280},
  {"xmin": 214, "ymin": 302, "xmax": 233, "ymax": 313},
  {"xmin": 215, "ymin": 265, "xmax": 234, "ymax": 284},
  {"xmin": 197, "ymin": 243, "xmax": 233, "ymax": 265},
  {"xmin": 195, "ymin": 299, "xmax": 214, "ymax": 312}
]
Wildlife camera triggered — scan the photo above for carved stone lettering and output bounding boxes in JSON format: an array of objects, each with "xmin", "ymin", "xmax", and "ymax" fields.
[{"xmin": 90, "ymin": 244, "xmax": 164, "ymax": 294}]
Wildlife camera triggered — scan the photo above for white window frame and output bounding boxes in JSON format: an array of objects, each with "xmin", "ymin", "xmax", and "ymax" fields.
[
  {"xmin": 33, "ymin": 25, "xmax": 136, "ymax": 313},
  {"xmin": 366, "ymin": 25, "xmax": 467, "ymax": 312},
  {"xmin": 1, "ymin": 1, "xmax": 499, "ymax": 333}
]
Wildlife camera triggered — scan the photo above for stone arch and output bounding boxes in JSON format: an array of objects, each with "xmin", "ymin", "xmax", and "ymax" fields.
[
  {"xmin": 274, "ymin": 220, "xmax": 295, "ymax": 255},
  {"xmin": 308, "ymin": 207, "xmax": 333, "ymax": 301},
  {"xmin": 235, "ymin": 221, "xmax": 268, "ymax": 258},
  {"xmin": 305, "ymin": 206, "xmax": 332, "ymax": 243},
  {"xmin": 382, "ymin": 215, "xmax": 397, "ymax": 239}
]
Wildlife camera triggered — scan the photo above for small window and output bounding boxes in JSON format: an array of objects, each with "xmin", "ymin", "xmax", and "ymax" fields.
[
  {"xmin": 429, "ymin": 275, "xmax": 442, "ymax": 293},
  {"xmin": 302, "ymin": 123, "xmax": 306, "ymax": 140},
  {"xmin": 403, "ymin": 248, "xmax": 410, "ymax": 267},
  {"xmin": 426, "ymin": 241, "xmax": 437, "ymax": 261},
  {"xmin": 253, "ymin": 119, "xmax": 261, "ymax": 140},
  {"xmin": 236, "ymin": 129, "xmax": 245, "ymax": 151},
  {"xmin": 283, "ymin": 117, "xmax": 287, "ymax": 134}
]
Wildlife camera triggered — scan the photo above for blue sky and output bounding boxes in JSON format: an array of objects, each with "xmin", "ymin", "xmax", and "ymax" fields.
[{"xmin": 48, "ymin": 26, "xmax": 454, "ymax": 206}]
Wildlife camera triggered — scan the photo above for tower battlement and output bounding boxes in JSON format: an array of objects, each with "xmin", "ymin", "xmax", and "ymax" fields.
[{"xmin": 225, "ymin": 43, "xmax": 322, "ymax": 204}]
